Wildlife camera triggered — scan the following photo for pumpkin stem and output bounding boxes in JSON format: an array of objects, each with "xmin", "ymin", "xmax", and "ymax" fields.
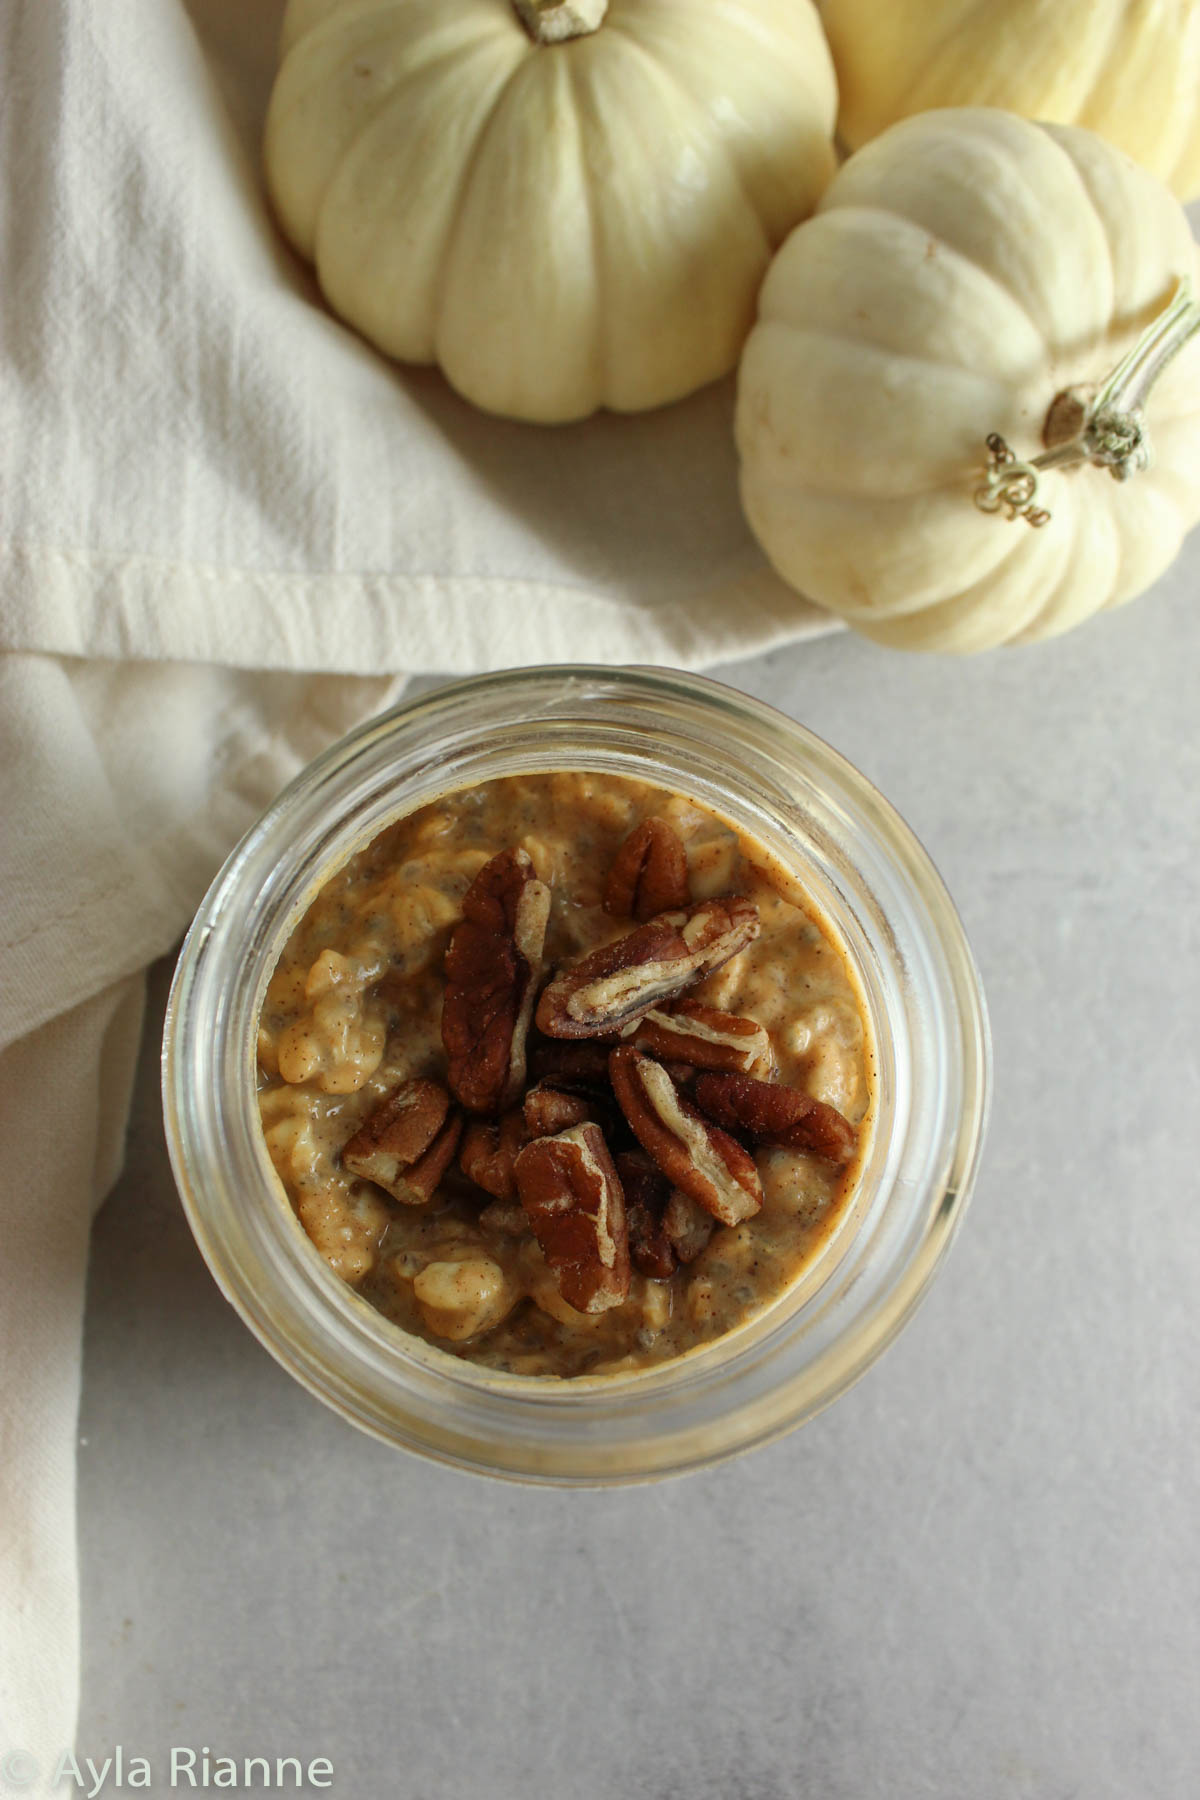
[
  {"xmin": 511, "ymin": 0, "xmax": 608, "ymax": 43},
  {"xmin": 974, "ymin": 276, "xmax": 1200, "ymax": 527}
]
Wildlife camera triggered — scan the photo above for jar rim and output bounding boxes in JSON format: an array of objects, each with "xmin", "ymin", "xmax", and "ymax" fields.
[{"xmin": 163, "ymin": 664, "xmax": 991, "ymax": 1484}]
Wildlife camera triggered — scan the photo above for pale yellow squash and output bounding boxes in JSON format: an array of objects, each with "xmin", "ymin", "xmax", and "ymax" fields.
[
  {"xmin": 264, "ymin": 0, "xmax": 837, "ymax": 422},
  {"xmin": 821, "ymin": 0, "xmax": 1200, "ymax": 201},
  {"xmin": 735, "ymin": 110, "xmax": 1200, "ymax": 652}
]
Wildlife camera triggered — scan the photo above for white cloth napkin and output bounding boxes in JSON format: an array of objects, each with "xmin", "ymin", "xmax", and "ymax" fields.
[{"xmin": 0, "ymin": 1, "xmax": 833, "ymax": 1787}]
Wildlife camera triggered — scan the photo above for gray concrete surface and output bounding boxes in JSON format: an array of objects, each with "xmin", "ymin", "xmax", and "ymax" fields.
[{"xmin": 78, "ymin": 567, "xmax": 1200, "ymax": 1798}]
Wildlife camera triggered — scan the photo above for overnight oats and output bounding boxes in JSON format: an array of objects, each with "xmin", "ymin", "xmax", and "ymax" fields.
[
  {"xmin": 165, "ymin": 665, "xmax": 989, "ymax": 1477},
  {"xmin": 256, "ymin": 772, "xmax": 874, "ymax": 1377}
]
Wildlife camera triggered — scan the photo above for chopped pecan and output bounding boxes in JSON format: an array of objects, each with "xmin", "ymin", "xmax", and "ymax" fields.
[
  {"xmin": 513, "ymin": 1122, "xmax": 631, "ymax": 1314},
  {"xmin": 615, "ymin": 1150, "xmax": 676, "ymax": 1280},
  {"xmin": 693, "ymin": 1071, "xmax": 857, "ymax": 1164},
  {"xmin": 609, "ymin": 1046, "xmax": 762, "ymax": 1226},
  {"xmin": 664, "ymin": 1188, "xmax": 716, "ymax": 1264},
  {"xmin": 392, "ymin": 1115, "xmax": 463, "ymax": 1205},
  {"xmin": 342, "ymin": 1077, "xmax": 463, "ymax": 1206},
  {"xmin": 458, "ymin": 1110, "xmax": 529, "ymax": 1201},
  {"xmin": 604, "ymin": 819, "xmax": 690, "ymax": 921},
  {"xmin": 634, "ymin": 1001, "xmax": 773, "ymax": 1077},
  {"xmin": 523, "ymin": 1080, "xmax": 596, "ymax": 1138},
  {"xmin": 524, "ymin": 1068, "xmax": 625, "ymax": 1140},
  {"xmin": 442, "ymin": 849, "xmax": 550, "ymax": 1113},
  {"xmin": 536, "ymin": 896, "xmax": 759, "ymax": 1040},
  {"xmin": 342, "ymin": 1078, "xmax": 448, "ymax": 1174}
]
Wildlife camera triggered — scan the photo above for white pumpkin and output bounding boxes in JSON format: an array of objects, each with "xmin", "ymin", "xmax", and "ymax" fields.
[
  {"xmin": 820, "ymin": 0, "xmax": 1200, "ymax": 202},
  {"xmin": 735, "ymin": 109, "xmax": 1200, "ymax": 652},
  {"xmin": 264, "ymin": 0, "xmax": 837, "ymax": 422}
]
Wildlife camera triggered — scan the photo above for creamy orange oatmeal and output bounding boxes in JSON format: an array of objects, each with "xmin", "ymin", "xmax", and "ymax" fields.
[{"xmin": 256, "ymin": 772, "xmax": 873, "ymax": 1377}]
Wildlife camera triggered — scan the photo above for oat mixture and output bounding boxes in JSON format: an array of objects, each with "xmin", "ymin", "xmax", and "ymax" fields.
[{"xmin": 257, "ymin": 772, "xmax": 873, "ymax": 1377}]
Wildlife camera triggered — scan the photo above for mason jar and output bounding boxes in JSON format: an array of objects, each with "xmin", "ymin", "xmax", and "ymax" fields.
[{"xmin": 162, "ymin": 665, "xmax": 990, "ymax": 1483}]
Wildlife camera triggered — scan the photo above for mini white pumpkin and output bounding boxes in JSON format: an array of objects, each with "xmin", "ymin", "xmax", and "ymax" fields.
[
  {"xmin": 265, "ymin": 0, "xmax": 837, "ymax": 422},
  {"xmin": 820, "ymin": 0, "xmax": 1200, "ymax": 201},
  {"xmin": 735, "ymin": 109, "xmax": 1200, "ymax": 652}
]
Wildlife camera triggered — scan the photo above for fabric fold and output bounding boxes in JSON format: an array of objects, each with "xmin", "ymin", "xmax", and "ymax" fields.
[
  {"xmin": 0, "ymin": 977, "xmax": 146, "ymax": 1799},
  {"xmin": 0, "ymin": 656, "xmax": 404, "ymax": 1052}
]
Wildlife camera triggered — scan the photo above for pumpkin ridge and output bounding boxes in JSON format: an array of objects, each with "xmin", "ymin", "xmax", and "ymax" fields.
[
  {"xmin": 852, "ymin": 115, "xmax": 1115, "ymax": 351},
  {"xmin": 1080, "ymin": 0, "xmax": 1199, "ymax": 185},
  {"xmin": 1035, "ymin": 126, "xmax": 1200, "ymax": 428},
  {"xmin": 890, "ymin": 0, "xmax": 991, "ymax": 130},
  {"xmin": 1161, "ymin": 11, "xmax": 1200, "ymax": 197},
  {"xmin": 553, "ymin": 26, "xmax": 777, "ymax": 412},
  {"xmin": 747, "ymin": 452, "xmax": 998, "ymax": 509},
  {"xmin": 1023, "ymin": 562, "xmax": 1122, "ymax": 644},
  {"xmin": 765, "ymin": 203, "xmax": 1047, "ymax": 379},
  {"xmin": 1130, "ymin": 413, "xmax": 1200, "ymax": 515},
  {"xmin": 901, "ymin": 0, "xmax": 1123, "ymax": 136},
  {"xmin": 827, "ymin": 0, "xmax": 974, "ymax": 147},
  {"xmin": 1034, "ymin": 124, "xmax": 1119, "ymax": 366},
  {"xmin": 1009, "ymin": 484, "xmax": 1125, "ymax": 644},
  {"xmin": 310, "ymin": 29, "xmax": 524, "ymax": 363},
  {"xmin": 818, "ymin": 122, "xmax": 1059, "ymax": 350},
  {"xmin": 765, "ymin": 298, "xmax": 1043, "ymax": 397},
  {"xmin": 824, "ymin": 0, "xmax": 1200, "ymax": 202},
  {"xmin": 607, "ymin": 0, "xmax": 834, "ymax": 241},
  {"xmin": 563, "ymin": 49, "xmax": 607, "ymax": 398},
  {"xmin": 1099, "ymin": 473, "xmax": 1192, "ymax": 612},
  {"xmin": 601, "ymin": 20, "xmax": 774, "ymax": 257},
  {"xmin": 623, "ymin": 0, "xmax": 823, "ymax": 73},
  {"xmin": 823, "ymin": 512, "xmax": 1031, "ymax": 626},
  {"xmin": 860, "ymin": 513, "xmax": 1073, "ymax": 650},
  {"xmin": 742, "ymin": 477, "xmax": 1025, "ymax": 617},
  {"xmin": 739, "ymin": 320, "xmax": 1045, "ymax": 514},
  {"xmin": 429, "ymin": 42, "xmax": 540, "ymax": 367},
  {"xmin": 267, "ymin": 1, "xmax": 430, "ymax": 254},
  {"xmin": 1146, "ymin": 350, "xmax": 1200, "ymax": 424}
]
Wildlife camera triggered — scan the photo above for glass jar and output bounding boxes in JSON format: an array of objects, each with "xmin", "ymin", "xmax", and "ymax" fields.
[{"xmin": 162, "ymin": 666, "xmax": 990, "ymax": 1484}]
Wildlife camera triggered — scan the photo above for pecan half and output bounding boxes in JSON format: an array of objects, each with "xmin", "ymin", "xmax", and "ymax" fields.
[
  {"xmin": 342, "ymin": 1078, "xmax": 462, "ymax": 1206},
  {"xmin": 459, "ymin": 1110, "xmax": 529, "ymax": 1202},
  {"xmin": 615, "ymin": 1150, "xmax": 676, "ymax": 1280},
  {"xmin": 664, "ymin": 1188, "xmax": 716, "ymax": 1264},
  {"xmin": 536, "ymin": 896, "xmax": 759, "ymax": 1040},
  {"xmin": 609, "ymin": 1046, "xmax": 762, "ymax": 1227},
  {"xmin": 442, "ymin": 849, "xmax": 550, "ymax": 1113},
  {"xmin": 634, "ymin": 1001, "xmax": 773, "ymax": 1078},
  {"xmin": 604, "ymin": 819, "xmax": 689, "ymax": 921},
  {"xmin": 693, "ymin": 1072, "xmax": 857, "ymax": 1164},
  {"xmin": 513, "ymin": 1122, "xmax": 631, "ymax": 1314}
]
